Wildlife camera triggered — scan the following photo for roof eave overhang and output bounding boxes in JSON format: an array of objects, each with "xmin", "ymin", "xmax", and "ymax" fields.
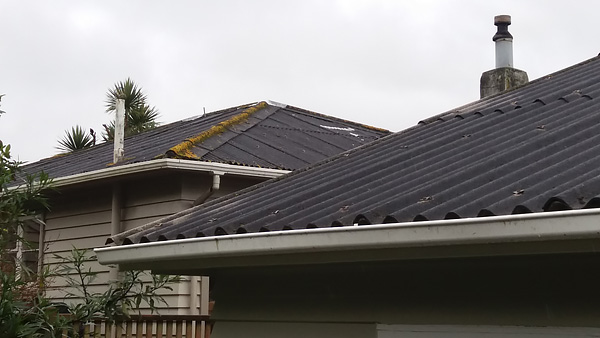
[
  {"xmin": 95, "ymin": 208, "xmax": 600, "ymax": 275},
  {"xmin": 48, "ymin": 158, "xmax": 290, "ymax": 188}
]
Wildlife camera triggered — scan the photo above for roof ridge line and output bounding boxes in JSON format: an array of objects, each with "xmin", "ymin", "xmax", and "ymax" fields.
[
  {"xmin": 284, "ymin": 104, "xmax": 390, "ymax": 133},
  {"xmin": 265, "ymin": 99, "xmax": 287, "ymax": 108},
  {"xmin": 257, "ymin": 124, "xmax": 380, "ymax": 138},
  {"xmin": 419, "ymin": 54, "xmax": 600, "ymax": 125}
]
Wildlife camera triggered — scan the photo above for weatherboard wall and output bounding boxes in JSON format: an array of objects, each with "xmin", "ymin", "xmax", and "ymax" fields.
[{"xmin": 41, "ymin": 170, "xmax": 265, "ymax": 314}]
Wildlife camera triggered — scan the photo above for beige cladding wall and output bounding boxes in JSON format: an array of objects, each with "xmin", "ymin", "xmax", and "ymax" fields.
[
  {"xmin": 42, "ymin": 172, "xmax": 197, "ymax": 314},
  {"xmin": 42, "ymin": 170, "xmax": 271, "ymax": 315},
  {"xmin": 44, "ymin": 183, "xmax": 113, "ymax": 305}
]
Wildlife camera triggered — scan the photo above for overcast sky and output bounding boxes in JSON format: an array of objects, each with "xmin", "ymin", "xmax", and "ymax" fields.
[{"xmin": 1, "ymin": 1, "xmax": 599, "ymax": 162}]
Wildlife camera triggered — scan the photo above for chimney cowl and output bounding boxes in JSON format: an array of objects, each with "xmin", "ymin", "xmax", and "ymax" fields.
[
  {"xmin": 480, "ymin": 14, "xmax": 529, "ymax": 98},
  {"xmin": 492, "ymin": 15, "xmax": 513, "ymax": 41}
]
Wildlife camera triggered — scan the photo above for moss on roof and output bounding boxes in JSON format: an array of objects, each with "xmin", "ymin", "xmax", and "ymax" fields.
[{"xmin": 167, "ymin": 101, "xmax": 268, "ymax": 159}]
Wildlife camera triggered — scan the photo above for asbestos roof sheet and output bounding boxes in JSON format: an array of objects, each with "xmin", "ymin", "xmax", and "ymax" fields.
[
  {"xmin": 19, "ymin": 102, "xmax": 389, "ymax": 181},
  {"xmin": 113, "ymin": 55, "xmax": 600, "ymax": 245}
]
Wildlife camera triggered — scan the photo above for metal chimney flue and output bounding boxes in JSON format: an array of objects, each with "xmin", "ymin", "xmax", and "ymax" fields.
[
  {"xmin": 493, "ymin": 15, "xmax": 513, "ymax": 68},
  {"xmin": 480, "ymin": 15, "xmax": 528, "ymax": 98}
]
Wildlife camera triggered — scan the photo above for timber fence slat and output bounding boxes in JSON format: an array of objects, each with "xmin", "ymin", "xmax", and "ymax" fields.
[
  {"xmin": 166, "ymin": 321, "xmax": 173, "ymax": 338},
  {"xmin": 175, "ymin": 320, "xmax": 183, "ymax": 338},
  {"xmin": 59, "ymin": 314, "xmax": 212, "ymax": 338}
]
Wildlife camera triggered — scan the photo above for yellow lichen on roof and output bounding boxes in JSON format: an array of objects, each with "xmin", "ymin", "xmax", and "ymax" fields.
[{"xmin": 168, "ymin": 101, "xmax": 268, "ymax": 159}]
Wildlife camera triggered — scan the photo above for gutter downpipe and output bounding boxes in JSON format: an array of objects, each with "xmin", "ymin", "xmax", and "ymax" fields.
[
  {"xmin": 34, "ymin": 216, "xmax": 46, "ymax": 276},
  {"xmin": 108, "ymin": 183, "xmax": 122, "ymax": 281},
  {"xmin": 193, "ymin": 171, "xmax": 224, "ymax": 206},
  {"xmin": 108, "ymin": 98, "xmax": 125, "ymax": 281},
  {"xmin": 190, "ymin": 171, "xmax": 222, "ymax": 314}
]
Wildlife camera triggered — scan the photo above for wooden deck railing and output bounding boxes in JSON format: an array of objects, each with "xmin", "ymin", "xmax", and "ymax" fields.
[{"xmin": 62, "ymin": 314, "xmax": 213, "ymax": 338}]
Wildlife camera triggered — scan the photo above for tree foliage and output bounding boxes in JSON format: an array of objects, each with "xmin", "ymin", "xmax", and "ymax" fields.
[
  {"xmin": 55, "ymin": 78, "xmax": 160, "ymax": 152},
  {"xmin": 0, "ymin": 94, "xmax": 5, "ymax": 115},
  {"xmin": 0, "ymin": 139, "xmax": 53, "ymax": 337},
  {"xmin": 54, "ymin": 248, "xmax": 180, "ymax": 328},
  {"xmin": 102, "ymin": 104, "xmax": 159, "ymax": 141},
  {"xmin": 103, "ymin": 78, "xmax": 160, "ymax": 141},
  {"xmin": 56, "ymin": 125, "xmax": 95, "ymax": 153},
  {"xmin": 0, "ymin": 135, "xmax": 178, "ymax": 337}
]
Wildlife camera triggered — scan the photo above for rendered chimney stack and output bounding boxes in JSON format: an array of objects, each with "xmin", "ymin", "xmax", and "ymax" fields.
[{"xmin": 480, "ymin": 15, "xmax": 528, "ymax": 98}]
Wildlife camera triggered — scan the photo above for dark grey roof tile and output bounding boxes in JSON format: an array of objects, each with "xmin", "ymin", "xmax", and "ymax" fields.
[
  {"xmin": 114, "ymin": 56, "xmax": 600, "ymax": 244},
  {"xmin": 18, "ymin": 102, "xmax": 389, "ymax": 182}
]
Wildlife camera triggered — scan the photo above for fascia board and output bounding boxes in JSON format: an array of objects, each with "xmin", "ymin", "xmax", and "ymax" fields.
[
  {"xmin": 95, "ymin": 208, "xmax": 600, "ymax": 271},
  {"xmin": 49, "ymin": 159, "xmax": 290, "ymax": 188}
]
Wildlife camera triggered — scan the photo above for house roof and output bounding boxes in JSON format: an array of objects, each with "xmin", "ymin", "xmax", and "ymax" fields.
[
  {"xmin": 113, "ymin": 55, "xmax": 600, "ymax": 245},
  {"xmin": 20, "ymin": 101, "xmax": 389, "ymax": 181}
]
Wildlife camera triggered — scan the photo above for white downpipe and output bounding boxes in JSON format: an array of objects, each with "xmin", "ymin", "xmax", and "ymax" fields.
[
  {"xmin": 200, "ymin": 276, "xmax": 210, "ymax": 316},
  {"xmin": 189, "ymin": 172, "xmax": 221, "ymax": 315},
  {"xmin": 109, "ymin": 184, "xmax": 122, "ymax": 281},
  {"xmin": 212, "ymin": 171, "xmax": 223, "ymax": 191},
  {"xmin": 35, "ymin": 217, "xmax": 46, "ymax": 275},
  {"xmin": 113, "ymin": 98, "xmax": 125, "ymax": 163},
  {"xmin": 189, "ymin": 276, "xmax": 199, "ymax": 314}
]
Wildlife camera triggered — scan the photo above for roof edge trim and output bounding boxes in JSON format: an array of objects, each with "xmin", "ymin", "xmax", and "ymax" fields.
[
  {"xmin": 95, "ymin": 208, "xmax": 600, "ymax": 270},
  {"xmin": 49, "ymin": 158, "xmax": 290, "ymax": 188},
  {"xmin": 265, "ymin": 100, "xmax": 287, "ymax": 108}
]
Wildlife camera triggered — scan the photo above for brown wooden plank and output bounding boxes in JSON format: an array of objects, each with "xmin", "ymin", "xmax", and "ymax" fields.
[
  {"xmin": 186, "ymin": 321, "xmax": 192, "ymax": 338},
  {"xmin": 136, "ymin": 321, "xmax": 143, "ymax": 338},
  {"xmin": 195, "ymin": 321, "xmax": 202, "ymax": 338},
  {"xmin": 126, "ymin": 321, "xmax": 133, "ymax": 338},
  {"xmin": 106, "ymin": 323, "xmax": 114, "ymax": 338},
  {"xmin": 73, "ymin": 321, "xmax": 80, "ymax": 338},
  {"xmin": 175, "ymin": 321, "xmax": 183, "ymax": 338},
  {"xmin": 166, "ymin": 321, "xmax": 173, "ymax": 338},
  {"xmin": 156, "ymin": 321, "xmax": 163, "ymax": 338},
  {"xmin": 205, "ymin": 322, "xmax": 212, "ymax": 338},
  {"xmin": 94, "ymin": 320, "xmax": 101, "ymax": 338},
  {"xmin": 145, "ymin": 320, "xmax": 153, "ymax": 338},
  {"xmin": 115, "ymin": 322, "xmax": 123, "ymax": 338}
]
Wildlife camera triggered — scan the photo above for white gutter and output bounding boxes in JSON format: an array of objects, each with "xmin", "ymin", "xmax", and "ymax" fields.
[
  {"xmin": 49, "ymin": 158, "xmax": 290, "ymax": 188},
  {"xmin": 95, "ymin": 208, "xmax": 600, "ymax": 271}
]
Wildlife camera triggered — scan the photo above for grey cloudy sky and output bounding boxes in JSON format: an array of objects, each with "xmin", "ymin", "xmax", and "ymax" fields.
[{"xmin": 1, "ymin": 1, "xmax": 599, "ymax": 162}]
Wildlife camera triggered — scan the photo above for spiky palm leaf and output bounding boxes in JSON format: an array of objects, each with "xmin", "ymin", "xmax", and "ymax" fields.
[
  {"xmin": 105, "ymin": 78, "xmax": 147, "ymax": 114},
  {"xmin": 102, "ymin": 105, "xmax": 160, "ymax": 141},
  {"xmin": 57, "ymin": 126, "xmax": 94, "ymax": 153},
  {"xmin": 103, "ymin": 79, "xmax": 159, "ymax": 140},
  {"xmin": 127, "ymin": 104, "xmax": 159, "ymax": 134},
  {"xmin": 0, "ymin": 94, "xmax": 5, "ymax": 115}
]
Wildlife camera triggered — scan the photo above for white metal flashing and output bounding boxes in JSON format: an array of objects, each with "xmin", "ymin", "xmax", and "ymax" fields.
[
  {"xmin": 50, "ymin": 158, "xmax": 290, "ymax": 188},
  {"xmin": 265, "ymin": 100, "xmax": 288, "ymax": 108},
  {"xmin": 95, "ymin": 208, "xmax": 600, "ymax": 270}
]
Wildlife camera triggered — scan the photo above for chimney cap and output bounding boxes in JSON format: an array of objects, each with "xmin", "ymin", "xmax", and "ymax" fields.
[
  {"xmin": 494, "ymin": 15, "xmax": 511, "ymax": 25},
  {"xmin": 493, "ymin": 14, "xmax": 513, "ymax": 41}
]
